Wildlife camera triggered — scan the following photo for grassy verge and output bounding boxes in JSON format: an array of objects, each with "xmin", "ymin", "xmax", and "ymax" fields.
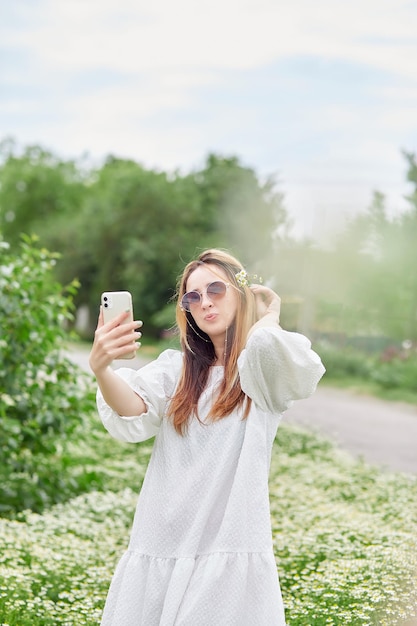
[
  {"xmin": 0, "ymin": 420, "xmax": 416, "ymax": 625},
  {"xmin": 316, "ymin": 344, "xmax": 417, "ymax": 407},
  {"xmin": 320, "ymin": 374, "xmax": 417, "ymax": 406}
]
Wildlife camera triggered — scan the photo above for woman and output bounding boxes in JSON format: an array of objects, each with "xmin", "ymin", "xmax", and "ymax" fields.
[{"xmin": 89, "ymin": 249, "xmax": 325, "ymax": 626}]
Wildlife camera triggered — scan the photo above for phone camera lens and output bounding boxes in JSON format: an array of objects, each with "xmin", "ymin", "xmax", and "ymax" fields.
[{"xmin": 103, "ymin": 296, "xmax": 108, "ymax": 301}]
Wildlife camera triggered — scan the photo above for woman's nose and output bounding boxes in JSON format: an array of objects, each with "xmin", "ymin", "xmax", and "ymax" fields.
[{"xmin": 200, "ymin": 291, "xmax": 213, "ymax": 308}]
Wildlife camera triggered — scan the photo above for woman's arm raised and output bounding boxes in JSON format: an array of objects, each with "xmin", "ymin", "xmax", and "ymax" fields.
[{"xmin": 89, "ymin": 308, "xmax": 147, "ymax": 417}]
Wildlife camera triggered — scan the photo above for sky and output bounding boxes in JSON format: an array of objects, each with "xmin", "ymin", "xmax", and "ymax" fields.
[{"xmin": 1, "ymin": 0, "xmax": 417, "ymax": 239}]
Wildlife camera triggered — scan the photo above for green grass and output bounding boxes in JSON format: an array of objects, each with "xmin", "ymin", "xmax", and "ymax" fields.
[
  {"xmin": 316, "ymin": 344, "xmax": 417, "ymax": 406},
  {"xmin": 320, "ymin": 374, "xmax": 417, "ymax": 406},
  {"xmin": 0, "ymin": 419, "xmax": 416, "ymax": 625}
]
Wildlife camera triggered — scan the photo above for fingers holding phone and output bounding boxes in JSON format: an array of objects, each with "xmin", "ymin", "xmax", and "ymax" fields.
[{"xmin": 89, "ymin": 291, "xmax": 142, "ymax": 373}]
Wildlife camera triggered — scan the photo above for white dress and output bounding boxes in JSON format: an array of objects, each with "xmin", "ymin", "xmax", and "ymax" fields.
[{"xmin": 97, "ymin": 327, "xmax": 325, "ymax": 626}]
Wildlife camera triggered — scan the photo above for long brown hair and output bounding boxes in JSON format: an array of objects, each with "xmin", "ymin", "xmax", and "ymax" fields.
[{"xmin": 168, "ymin": 249, "xmax": 257, "ymax": 434}]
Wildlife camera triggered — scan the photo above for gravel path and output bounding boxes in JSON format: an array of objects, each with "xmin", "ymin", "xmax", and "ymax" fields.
[{"xmin": 69, "ymin": 346, "xmax": 417, "ymax": 475}]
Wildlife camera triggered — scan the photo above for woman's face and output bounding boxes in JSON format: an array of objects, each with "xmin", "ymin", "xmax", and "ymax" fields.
[{"xmin": 184, "ymin": 265, "xmax": 239, "ymax": 341}]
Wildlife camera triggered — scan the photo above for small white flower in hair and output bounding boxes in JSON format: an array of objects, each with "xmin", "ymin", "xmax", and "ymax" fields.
[
  {"xmin": 235, "ymin": 270, "xmax": 263, "ymax": 287},
  {"xmin": 235, "ymin": 270, "xmax": 248, "ymax": 287}
]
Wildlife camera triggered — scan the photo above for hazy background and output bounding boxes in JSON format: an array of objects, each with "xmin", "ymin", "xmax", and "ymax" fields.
[{"xmin": 1, "ymin": 0, "xmax": 417, "ymax": 240}]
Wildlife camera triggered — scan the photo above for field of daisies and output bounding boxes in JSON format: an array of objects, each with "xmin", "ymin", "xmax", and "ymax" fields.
[{"xmin": 1, "ymin": 415, "xmax": 416, "ymax": 626}]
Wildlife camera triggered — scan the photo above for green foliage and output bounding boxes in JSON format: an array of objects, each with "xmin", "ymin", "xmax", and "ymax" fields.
[
  {"xmin": 271, "ymin": 426, "xmax": 417, "ymax": 625},
  {"xmin": 369, "ymin": 356, "xmax": 417, "ymax": 392},
  {"xmin": 0, "ymin": 139, "xmax": 87, "ymax": 248},
  {"xmin": 69, "ymin": 153, "xmax": 288, "ymax": 335},
  {"xmin": 270, "ymin": 159, "xmax": 417, "ymax": 342},
  {"xmin": 0, "ymin": 139, "xmax": 290, "ymax": 337},
  {"xmin": 70, "ymin": 156, "xmax": 206, "ymax": 334},
  {"xmin": 317, "ymin": 345, "xmax": 372, "ymax": 379},
  {"xmin": 328, "ymin": 188, "xmax": 417, "ymax": 341},
  {"xmin": 192, "ymin": 154, "xmax": 288, "ymax": 270},
  {"xmin": 0, "ymin": 235, "xmax": 96, "ymax": 516},
  {"xmin": 318, "ymin": 344, "xmax": 417, "ymax": 395},
  {"xmin": 2, "ymin": 136, "xmax": 417, "ymax": 343}
]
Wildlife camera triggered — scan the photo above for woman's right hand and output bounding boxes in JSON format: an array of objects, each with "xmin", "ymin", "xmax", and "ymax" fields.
[{"xmin": 88, "ymin": 308, "xmax": 143, "ymax": 375}]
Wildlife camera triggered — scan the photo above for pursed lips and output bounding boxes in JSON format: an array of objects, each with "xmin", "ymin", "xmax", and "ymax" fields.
[{"xmin": 204, "ymin": 313, "xmax": 218, "ymax": 321}]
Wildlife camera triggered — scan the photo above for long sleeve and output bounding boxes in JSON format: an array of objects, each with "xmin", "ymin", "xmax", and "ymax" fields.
[
  {"xmin": 237, "ymin": 327, "xmax": 325, "ymax": 414},
  {"xmin": 96, "ymin": 349, "xmax": 183, "ymax": 443}
]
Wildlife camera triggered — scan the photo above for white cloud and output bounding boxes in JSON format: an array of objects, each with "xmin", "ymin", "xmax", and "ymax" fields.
[
  {"xmin": 4, "ymin": 0, "xmax": 417, "ymax": 78},
  {"xmin": 68, "ymin": 81, "xmax": 191, "ymax": 119},
  {"xmin": 378, "ymin": 107, "xmax": 417, "ymax": 133}
]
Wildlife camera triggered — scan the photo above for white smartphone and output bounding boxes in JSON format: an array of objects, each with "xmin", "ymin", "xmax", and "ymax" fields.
[{"xmin": 101, "ymin": 291, "xmax": 135, "ymax": 359}]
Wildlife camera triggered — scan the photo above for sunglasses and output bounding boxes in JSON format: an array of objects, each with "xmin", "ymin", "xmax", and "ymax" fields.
[{"xmin": 181, "ymin": 281, "xmax": 229, "ymax": 312}]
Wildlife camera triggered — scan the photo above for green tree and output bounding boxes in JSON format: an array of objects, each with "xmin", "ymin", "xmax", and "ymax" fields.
[
  {"xmin": 72, "ymin": 157, "xmax": 205, "ymax": 334},
  {"xmin": 270, "ymin": 155, "xmax": 417, "ymax": 342},
  {"xmin": 0, "ymin": 140, "xmax": 291, "ymax": 337},
  {"xmin": 193, "ymin": 154, "xmax": 288, "ymax": 272},
  {"xmin": 298, "ymin": 155, "xmax": 416, "ymax": 343},
  {"xmin": 0, "ymin": 138, "xmax": 87, "ymax": 248},
  {"xmin": 402, "ymin": 150, "xmax": 417, "ymax": 339},
  {"xmin": 334, "ymin": 184, "xmax": 417, "ymax": 341}
]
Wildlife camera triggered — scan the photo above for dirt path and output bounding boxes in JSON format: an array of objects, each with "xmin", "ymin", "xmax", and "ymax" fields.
[{"xmin": 69, "ymin": 346, "xmax": 417, "ymax": 475}]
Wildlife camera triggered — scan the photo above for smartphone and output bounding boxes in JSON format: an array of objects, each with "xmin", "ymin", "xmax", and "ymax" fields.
[{"xmin": 101, "ymin": 291, "xmax": 135, "ymax": 359}]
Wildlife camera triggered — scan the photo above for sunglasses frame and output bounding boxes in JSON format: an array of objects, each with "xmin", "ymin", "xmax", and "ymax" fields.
[{"xmin": 180, "ymin": 280, "xmax": 230, "ymax": 312}]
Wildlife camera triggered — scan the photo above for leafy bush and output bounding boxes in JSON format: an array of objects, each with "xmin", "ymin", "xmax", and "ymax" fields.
[
  {"xmin": 317, "ymin": 345, "xmax": 372, "ymax": 379},
  {"xmin": 318, "ymin": 343, "xmax": 417, "ymax": 395},
  {"xmin": 370, "ymin": 357, "xmax": 417, "ymax": 392},
  {"xmin": 0, "ymin": 235, "xmax": 96, "ymax": 516}
]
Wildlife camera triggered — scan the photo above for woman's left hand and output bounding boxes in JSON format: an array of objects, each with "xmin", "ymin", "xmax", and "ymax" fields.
[{"xmin": 250, "ymin": 284, "xmax": 281, "ymax": 321}]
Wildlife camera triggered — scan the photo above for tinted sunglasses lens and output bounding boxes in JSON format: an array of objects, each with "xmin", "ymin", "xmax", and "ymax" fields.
[
  {"xmin": 181, "ymin": 282, "xmax": 227, "ymax": 311},
  {"xmin": 181, "ymin": 291, "xmax": 200, "ymax": 311},
  {"xmin": 207, "ymin": 281, "xmax": 227, "ymax": 299}
]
